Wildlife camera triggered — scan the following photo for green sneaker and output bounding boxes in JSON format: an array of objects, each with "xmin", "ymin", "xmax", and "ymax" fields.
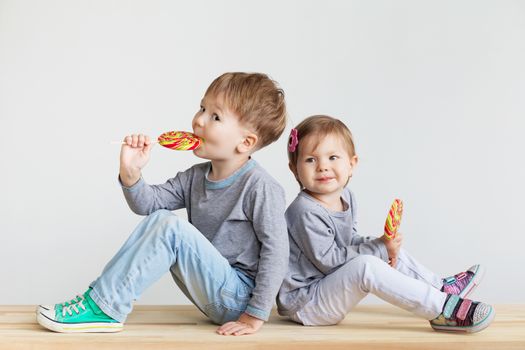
[{"xmin": 37, "ymin": 291, "xmax": 123, "ymax": 333}]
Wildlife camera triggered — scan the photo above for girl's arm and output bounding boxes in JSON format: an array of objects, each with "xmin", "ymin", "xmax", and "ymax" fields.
[
  {"xmin": 349, "ymin": 227, "xmax": 389, "ymax": 263},
  {"xmin": 292, "ymin": 211, "xmax": 357, "ymax": 274},
  {"xmin": 293, "ymin": 212, "xmax": 390, "ymax": 274},
  {"xmin": 346, "ymin": 189, "xmax": 389, "ymax": 262}
]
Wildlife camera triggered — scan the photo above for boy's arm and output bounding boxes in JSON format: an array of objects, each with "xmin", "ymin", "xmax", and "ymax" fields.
[
  {"xmin": 217, "ymin": 182, "xmax": 288, "ymax": 336},
  {"xmin": 244, "ymin": 183, "xmax": 289, "ymax": 321},
  {"xmin": 119, "ymin": 165, "xmax": 142, "ymax": 188},
  {"xmin": 118, "ymin": 170, "xmax": 188, "ymax": 215}
]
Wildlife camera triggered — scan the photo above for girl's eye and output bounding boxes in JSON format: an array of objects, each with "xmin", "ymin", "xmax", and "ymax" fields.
[
  {"xmin": 200, "ymin": 106, "xmax": 205, "ymax": 113},
  {"xmin": 212, "ymin": 113, "xmax": 221, "ymax": 121},
  {"xmin": 305, "ymin": 157, "xmax": 315, "ymax": 163},
  {"xmin": 329, "ymin": 155, "xmax": 339, "ymax": 161}
]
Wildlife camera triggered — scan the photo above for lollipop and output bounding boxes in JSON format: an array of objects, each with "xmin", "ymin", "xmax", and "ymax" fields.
[
  {"xmin": 384, "ymin": 199, "xmax": 403, "ymax": 240},
  {"xmin": 112, "ymin": 131, "xmax": 203, "ymax": 150},
  {"xmin": 157, "ymin": 131, "xmax": 203, "ymax": 151}
]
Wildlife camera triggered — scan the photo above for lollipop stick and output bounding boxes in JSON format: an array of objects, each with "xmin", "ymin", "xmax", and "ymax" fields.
[{"xmin": 110, "ymin": 141, "xmax": 159, "ymax": 145}]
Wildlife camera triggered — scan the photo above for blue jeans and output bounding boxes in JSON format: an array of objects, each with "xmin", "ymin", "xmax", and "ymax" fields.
[{"xmin": 89, "ymin": 209, "xmax": 255, "ymax": 325}]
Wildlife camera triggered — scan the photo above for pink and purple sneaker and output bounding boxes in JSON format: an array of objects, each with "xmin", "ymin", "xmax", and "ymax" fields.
[
  {"xmin": 430, "ymin": 294, "xmax": 495, "ymax": 333},
  {"xmin": 441, "ymin": 264, "xmax": 485, "ymax": 298}
]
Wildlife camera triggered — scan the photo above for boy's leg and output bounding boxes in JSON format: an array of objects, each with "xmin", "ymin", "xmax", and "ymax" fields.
[
  {"xmin": 88, "ymin": 209, "xmax": 252, "ymax": 324},
  {"xmin": 169, "ymin": 257, "xmax": 254, "ymax": 325},
  {"xmin": 38, "ymin": 209, "xmax": 252, "ymax": 332}
]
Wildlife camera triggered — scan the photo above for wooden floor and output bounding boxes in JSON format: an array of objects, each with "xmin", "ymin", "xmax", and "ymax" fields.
[{"xmin": 1, "ymin": 305, "xmax": 524, "ymax": 349}]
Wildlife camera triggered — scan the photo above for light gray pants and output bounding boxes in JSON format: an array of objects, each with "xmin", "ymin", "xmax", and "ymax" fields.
[{"xmin": 290, "ymin": 248, "xmax": 448, "ymax": 325}]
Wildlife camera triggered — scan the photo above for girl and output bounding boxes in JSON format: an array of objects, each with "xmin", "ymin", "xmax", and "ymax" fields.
[{"xmin": 277, "ymin": 115, "xmax": 494, "ymax": 333}]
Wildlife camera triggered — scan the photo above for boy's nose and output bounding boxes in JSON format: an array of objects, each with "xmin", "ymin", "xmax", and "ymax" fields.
[{"xmin": 192, "ymin": 114, "xmax": 205, "ymax": 129}]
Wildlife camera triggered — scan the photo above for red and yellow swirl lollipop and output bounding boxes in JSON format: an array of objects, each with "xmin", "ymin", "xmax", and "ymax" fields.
[
  {"xmin": 384, "ymin": 199, "xmax": 403, "ymax": 240},
  {"xmin": 157, "ymin": 131, "xmax": 203, "ymax": 151}
]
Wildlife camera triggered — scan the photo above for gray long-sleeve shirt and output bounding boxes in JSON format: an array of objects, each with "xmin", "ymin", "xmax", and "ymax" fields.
[
  {"xmin": 277, "ymin": 187, "xmax": 389, "ymax": 316},
  {"xmin": 118, "ymin": 158, "xmax": 289, "ymax": 321}
]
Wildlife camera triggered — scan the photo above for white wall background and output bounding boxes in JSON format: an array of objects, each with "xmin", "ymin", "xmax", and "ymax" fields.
[{"xmin": 1, "ymin": 0, "xmax": 524, "ymax": 306}]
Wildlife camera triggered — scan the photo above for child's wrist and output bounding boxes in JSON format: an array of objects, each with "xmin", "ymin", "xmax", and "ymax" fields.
[{"xmin": 119, "ymin": 167, "xmax": 141, "ymax": 187}]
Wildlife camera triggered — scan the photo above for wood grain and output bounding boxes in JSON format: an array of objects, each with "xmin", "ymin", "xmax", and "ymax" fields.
[{"xmin": 1, "ymin": 305, "xmax": 524, "ymax": 349}]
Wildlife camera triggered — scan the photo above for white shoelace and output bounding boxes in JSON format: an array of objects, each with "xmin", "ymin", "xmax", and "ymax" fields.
[
  {"xmin": 61, "ymin": 294, "xmax": 84, "ymax": 307},
  {"xmin": 62, "ymin": 300, "xmax": 86, "ymax": 317}
]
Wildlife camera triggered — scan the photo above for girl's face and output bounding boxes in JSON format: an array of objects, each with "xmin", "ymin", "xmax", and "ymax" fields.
[
  {"xmin": 294, "ymin": 133, "xmax": 357, "ymax": 199},
  {"xmin": 191, "ymin": 93, "xmax": 253, "ymax": 160}
]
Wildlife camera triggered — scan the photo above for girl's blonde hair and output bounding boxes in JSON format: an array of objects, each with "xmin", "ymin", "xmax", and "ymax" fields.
[{"xmin": 288, "ymin": 115, "xmax": 356, "ymax": 188}]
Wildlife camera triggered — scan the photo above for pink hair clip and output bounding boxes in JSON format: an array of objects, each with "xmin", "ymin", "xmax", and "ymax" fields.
[{"xmin": 288, "ymin": 128, "xmax": 299, "ymax": 153}]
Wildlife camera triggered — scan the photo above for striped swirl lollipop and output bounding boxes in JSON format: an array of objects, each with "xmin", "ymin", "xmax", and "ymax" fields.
[
  {"xmin": 384, "ymin": 199, "xmax": 403, "ymax": 240},
  {"xmin": 157, "ymin": 131, "xmax": 203, "ymax": 151}
]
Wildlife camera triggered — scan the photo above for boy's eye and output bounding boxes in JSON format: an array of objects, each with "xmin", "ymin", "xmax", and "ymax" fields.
[
  {"xmin": 329, "ymin": 155, "xmax": 339, "ymax": 161},
  {"xmin": 200, "ymin": 106, "xmax": 205, "ymax": 113},
  {"xmin": 212, "ymin": 113, "xmax": 221, "ymax": 121}
]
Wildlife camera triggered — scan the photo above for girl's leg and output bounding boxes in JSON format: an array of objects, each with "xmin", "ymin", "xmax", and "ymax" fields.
[
  {"xmin": 393, "ymin": 248, "xmax": 484, "ymax": 297},
  {"xmin": 293, "ymin": 254, "xmax": 447, "ymax": 326},
  {"xmin": 89, "ymin": 209, "xmax": 252, "ymax": 324},
  {"xmin": 395, "ymin": 248, "xmax": 443, "ymax": 290}
]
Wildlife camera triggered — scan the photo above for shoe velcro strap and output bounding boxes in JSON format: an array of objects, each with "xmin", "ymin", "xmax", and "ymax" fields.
[
  {"xmin": 455, "ymin": 272, "xmax": 467, "ymax": 281},
  {"xmin": 443, "ymin": 294, "xmax": 460, "ymax": 318},
  {"xmin": 444, "ymin": 276, "xmax": 456, "ymax": 284},
  {"xmin": 456, "ymin": 299, "xmax": 473, "ymax": 321}
]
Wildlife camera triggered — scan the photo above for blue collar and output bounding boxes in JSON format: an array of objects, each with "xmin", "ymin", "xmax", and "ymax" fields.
[{"xmin": 204, "ymin": 158, "xmax": 256, "ymax": 189}]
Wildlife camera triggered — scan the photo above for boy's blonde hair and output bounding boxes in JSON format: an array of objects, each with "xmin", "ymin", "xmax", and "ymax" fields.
[
  {"xmin": 205, "ymin": 72, "xmax": 287, "ymax": 149},
  {"xmin": 288, "ymin": 115, "xmax": 357, "ymax": 187}
]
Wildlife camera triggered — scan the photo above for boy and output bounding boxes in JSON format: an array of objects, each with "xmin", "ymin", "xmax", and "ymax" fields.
[{"xmin": 37, "ymin": 72, "xmax": 289, "ymax": 336}]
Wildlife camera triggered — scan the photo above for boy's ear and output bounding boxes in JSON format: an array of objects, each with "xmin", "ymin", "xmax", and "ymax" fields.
[{"xmin": 237, "ymin": 132, "xmax": 258, "ymax": 154}]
